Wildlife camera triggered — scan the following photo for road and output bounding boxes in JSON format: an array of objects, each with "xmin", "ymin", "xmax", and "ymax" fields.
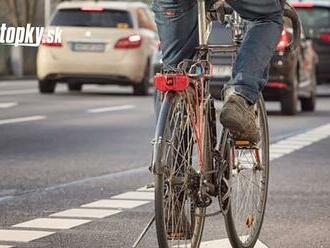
[{"xmin": 0, "ymin": 80, "xmax": 329, "ymax": 248}]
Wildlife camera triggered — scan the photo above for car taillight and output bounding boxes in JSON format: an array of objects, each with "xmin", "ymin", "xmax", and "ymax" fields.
[
  {"xmin": 41, "ymin": 40, "xmax": 63, "ymax": 47},
  {"xmin": 154, "ymin": 73, "xmax": 189, "ymax": 92},
  {"xmin": 267, "ymin": 81, "xmax": 288, "ymax": 88},
  {"xmin": 292, "ymin": 2, "xmax": 314, "ymax": 8},
  {"xmin": 277, "ymin": 30, "xmax": 290, "ymax": 51},
  {"xmin": 114, "ymin": 35, "xmax": 142, "ymax": 49},
  {"xmin": 320, "ymin": 32, "xmax": 330, "ymax": 44}
]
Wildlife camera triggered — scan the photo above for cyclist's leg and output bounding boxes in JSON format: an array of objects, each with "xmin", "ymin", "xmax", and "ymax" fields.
[
  {"xmin": 224, "ymin": 0, "xmax": 283, "ymax": 104},
  {"xmin": 152, "ymin": 0, "xmax": 198, "ymax": 70},
  {"xmin": 220, "ymin": 0, "xmax": 282, "ymax": 143},
  {"xmin": 152, "ymin": 0, "xmax": 198, "ymax": 118}
]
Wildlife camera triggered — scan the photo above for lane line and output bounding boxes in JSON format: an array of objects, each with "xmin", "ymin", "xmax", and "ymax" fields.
[
  {"xmin": 13, "ymin": 218, "xmax": 91, "ymax": 230},
  {"xmin": 4, "ymin": 123, "xmax": 330, "ymax": 246},
  {"xmin": 87, "ymin": 105, "xmax": 136, "ymax": 114},
  {"xmin": 0, "ymin": 245, "xmax": 13, "ymax": 248},
  {"xmin": 0, "ymin": 116, "xmax": 46, "ymax": 125},
  {"xmin": 200, "ymin": 238, "xmax": 268, "ymax": 248},
  {"xmin": 111, "ymin": 191, "xmax": 154, "ymax": 201},
  {"xmin": 81, "ymin": 199, "xmax": 149, "ymax": 209},
  {"xmin": 136, "ymin": 186, "xmax": 155, "ymax": 192},
  {"xmin": 0, "ymin": 230, "xmax": 54, "ymax": 242},
  {"xmin": 50, "ymin": 208, "xmax": 122, "ymax": 219},
  {"xmin": 0, "ymin": 89, "xmax": 38, "ymax": 96},
  {"xmin": 0, "ymin": 102, "xmax": 17, "ymax": 109}
]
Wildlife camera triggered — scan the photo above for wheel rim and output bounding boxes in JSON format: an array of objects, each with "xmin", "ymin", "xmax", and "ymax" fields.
[
  {"xmin": 159, "ymin": 93, "xmax": 204, "ymax": 248},
  {"xmin": 227, "ymin": 100, "xmax": 269, "ymax": 246}
]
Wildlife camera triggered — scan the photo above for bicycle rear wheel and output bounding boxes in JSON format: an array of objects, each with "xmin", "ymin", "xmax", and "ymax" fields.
[
  {"xmin": 224, "ymin": 96, "xmax": 270, "ymax": 248},
  {"xmin": 153, "ymin": 91, "xmax": 206, "ymax": 248}
]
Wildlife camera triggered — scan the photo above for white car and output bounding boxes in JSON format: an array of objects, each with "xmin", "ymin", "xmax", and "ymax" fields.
[{"xmin": 37, "ymin": 1, "xmax": 159, "ymax": 95}]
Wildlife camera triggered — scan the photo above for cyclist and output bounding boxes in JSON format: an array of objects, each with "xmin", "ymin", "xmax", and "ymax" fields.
[{"xmin": 152, "ymin": 0, "xmax": 283, "ymax": 144}]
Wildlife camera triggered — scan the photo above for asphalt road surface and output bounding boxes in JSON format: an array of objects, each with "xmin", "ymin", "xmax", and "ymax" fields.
[{"xmin": 0, "ymin": 81, "xmax": 329, "ymax": 248}]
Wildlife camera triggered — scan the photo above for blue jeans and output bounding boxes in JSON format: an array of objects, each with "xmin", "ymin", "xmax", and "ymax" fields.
[{"xmin": 152, "ymin": 0, "xmax": 283, "ymax": 104}]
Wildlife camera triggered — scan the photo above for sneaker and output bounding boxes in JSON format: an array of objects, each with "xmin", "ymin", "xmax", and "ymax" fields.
[{"xmin": 220, "ymin": 94, "xmax": 260, "ymax": 144}]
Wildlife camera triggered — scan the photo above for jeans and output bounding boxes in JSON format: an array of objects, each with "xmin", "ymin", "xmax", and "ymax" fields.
[{"xmin": 152, "ymin": 0, "xmax": 283, "ymax": 104}]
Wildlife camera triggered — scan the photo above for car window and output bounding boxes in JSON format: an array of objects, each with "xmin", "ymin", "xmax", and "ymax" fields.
[
  {"xmin": 51, "ymin": 9, "xmax": 133, "ymax": 28},
  {"xmin": 136, "ymin": 8, "xmax": 157, "ymax": 31},
  {"xmin": 296, "ymin": 7, "xmax": 330, "ymax": 37}
]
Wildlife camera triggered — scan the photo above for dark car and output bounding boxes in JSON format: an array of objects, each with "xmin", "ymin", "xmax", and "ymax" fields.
[
  {"xmin": 209, "ymin": 20, "xmax": 317, "ymax": 115},
  {"xmin": 292, "ymin": 0, "xmax": 330, "ymax": 84}
]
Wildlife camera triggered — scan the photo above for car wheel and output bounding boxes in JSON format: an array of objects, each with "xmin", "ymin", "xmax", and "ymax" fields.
[
  {"xmin": 133, "ymin": 62, "xmax": 150, "ymax": 96},
  {"xmin": 68, "ymin": 83, "xmax": 83, "ymax": 92},
  {"xmin": 281, "ymin": 73, "xmax": 298, "ymax": 115},
  {"xmin": 39, "ymin": 80, "xmax": 56, "ymax": 94}
]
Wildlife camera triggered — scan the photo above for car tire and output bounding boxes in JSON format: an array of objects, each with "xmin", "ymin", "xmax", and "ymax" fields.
[
  {"xmin": 68, "ymin": 83, "xmax": 83, "ymax": 92},
  {"xmin": 39, "ymin": 80, "xmax": 56, "ymax": 94},
  {"xmin": 133, "ymin": 62, "xmax": 150, "ymax": 96},
  {"xmin": 281, "ymin": 73, "xmax": 298, "ymax": 115}
]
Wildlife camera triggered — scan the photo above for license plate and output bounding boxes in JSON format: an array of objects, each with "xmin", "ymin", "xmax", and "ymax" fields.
[
  {"xmin": 213, "ymin": 65, "xmax": 232, "ymax": 78},
  {"xmin": 72, "ymin": 43, "xmax": 105, "ymax": 52}
]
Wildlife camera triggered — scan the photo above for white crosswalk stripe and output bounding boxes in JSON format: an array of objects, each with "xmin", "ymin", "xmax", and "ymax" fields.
[
  {"xmin": 13, "ymin": 218, "xmax": 91, "ymax": 230},
  {"xmin": 50, "ymin": 208, "xmax": 122, "ymax": 219},
  {"xmin": 111, "ymin": 191, "xmax": 154, "ymax": 200},
  {"xmin": 81, "ymin": 199, "xmax": 150, "ymax": 209},
  {"xmin": 0, "ymin": 230, "xmax": 54, "ymax": 242}
]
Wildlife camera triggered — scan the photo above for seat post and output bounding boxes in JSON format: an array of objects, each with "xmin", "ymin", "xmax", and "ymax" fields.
[{"xmin": 197, "ymin": 0, "xmax": 208, "ymax": 46}]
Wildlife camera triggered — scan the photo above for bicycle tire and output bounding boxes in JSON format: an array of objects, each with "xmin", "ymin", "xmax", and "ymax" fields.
[
  {"xmin": 224, "ymin": 95, "xmax": 270, "ymax": 248},
  {"xmin": 154, "ymin": 91, "xmax": 206, "ymax": 248}
]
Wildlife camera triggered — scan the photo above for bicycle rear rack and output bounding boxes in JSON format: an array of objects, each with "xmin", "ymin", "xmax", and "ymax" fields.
[{"xmin": 198, "ymin": 44, "xmax": 238, "ymax": 54}]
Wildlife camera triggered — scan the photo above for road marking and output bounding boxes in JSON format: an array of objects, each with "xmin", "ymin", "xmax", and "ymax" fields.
[
  {"xmin": 0, "ymin": 102, "xmax": 17, "ymax": 109},
  {"xmin": 200, "ymin": 238, "xmax": 268, "ymax": 248},
  {"xmin": 111, "ymin": 191, "xmax": 154, "ymax": 200},
  {"xmin": 0, "ymin": 246, "xmax": 13, "ymax": 248},
  {"xmin": 87, "ymin": 104, "xmax": 136, "ymax": 114},
  {"xmin": 0, "ymin": 89, "xmax": 37, "ymax": 96},
  {"xmin": 50, "ymin": 208, "xmax": 121, "ymax": 219},
  {"xmin": 3, "ymin": 123, "xmax": 330, "ymax": 246},
  {"xmin": 0, "ymin": 116, "xmax": 46, "ymax": 125},
  {"xmin": 0, "ymin": 230, "xmax": 54, "ymax": 242},
  {"xmin": 13, "ymin": 218, "xmax": 91, "ymax": 230},
  {"xmin": 81, "ymin": 199, "xmax": 149, "ymax": 209},
  {"xmin": 136, "ymin": 186, "xmax": 155, "ymax": 192}
]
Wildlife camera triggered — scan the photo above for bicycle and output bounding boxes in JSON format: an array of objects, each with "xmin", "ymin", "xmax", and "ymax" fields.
[{"xmin": 150, "ymin": 1, "xmax": 301, "ymax": 247}]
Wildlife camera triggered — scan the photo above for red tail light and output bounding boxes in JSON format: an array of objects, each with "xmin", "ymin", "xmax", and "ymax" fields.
[
  {"xmin": 267, "ymin": 81, "xmax": 288, "ymax": 88},
  {"xmin": 320, "ymin": 32, "xmax": 330, "ymax": 44},
  {"xmin": 114, "ymin": 35, "xmax": 142, "ymax": 49},
  {"xmin": 41, "ymin": 40, "xmax": 63, "ymax": 47},
  {"xmin": 277, "ymin": 30, "xmax": 290, "ymax": 51},
  {"xmin": 292, "ymin": 2, "xmax": 314, "ymax": 8},
  {"xmin": 154, "ymin": 73, "xmax": 189, "ymax": 92}
]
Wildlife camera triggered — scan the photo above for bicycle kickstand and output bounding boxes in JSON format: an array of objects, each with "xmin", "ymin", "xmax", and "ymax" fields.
[{"xmin": 132, "ymin": 215, "xmax": 155, "ymax": 248}]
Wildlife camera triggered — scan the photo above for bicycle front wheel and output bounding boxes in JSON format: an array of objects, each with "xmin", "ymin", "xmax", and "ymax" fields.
[
  {"xmin": 153, "ymin": 91, "xmax": 206, "ymax": 248},
  {"xmin": 224, "ymin": 96, "xmax": 270, "ymax": 248}
]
